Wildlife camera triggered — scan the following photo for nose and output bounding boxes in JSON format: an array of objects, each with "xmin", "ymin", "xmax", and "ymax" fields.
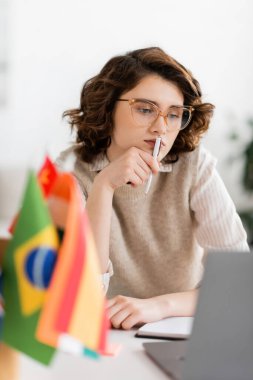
[{"xmin": 150, "ymin": 112, "xmax": 167, "ymax": 134}]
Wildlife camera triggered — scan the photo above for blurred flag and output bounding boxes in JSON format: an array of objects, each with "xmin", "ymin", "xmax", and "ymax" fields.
[
  {"xmin": 8, "ymin": 156, "xmax": 58, "ymax": 234},
  {"xmin": 2, "ymin": 171, "xmax": 59, "ymax": 365},
  {"xmin": 0, "ymin": 270, "xmax": 3, "ymax": 340},
  {"xmin": 37, "ymin": 155, "xmax": 58, "ymax": 197},
  {"xmin": 55, "ymin": 210, "xmax": 109, "ymax": 353},
  {"xmin": 37, "ymin": 173, "xmax": 109, "ymax": 354}
]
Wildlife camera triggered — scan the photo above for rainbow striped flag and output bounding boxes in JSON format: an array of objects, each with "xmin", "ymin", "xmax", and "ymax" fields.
[
  {"xmin": 2, "ymin": 171, "xmax": 59, "ymax": 364},
  {"xmin": 36, "ymin": 173, "xmax": 109, "ymax": 354}
]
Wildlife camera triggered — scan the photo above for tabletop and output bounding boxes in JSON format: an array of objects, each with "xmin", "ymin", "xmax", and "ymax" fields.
[{"xmin": 19, "ymin": 329, "xmax": 170, "ymax": 380}]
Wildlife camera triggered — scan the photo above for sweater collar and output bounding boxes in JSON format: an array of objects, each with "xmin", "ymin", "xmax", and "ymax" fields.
[{"xmin": 88, "ymin": 153, "xmax": 172, "ymax": 173}]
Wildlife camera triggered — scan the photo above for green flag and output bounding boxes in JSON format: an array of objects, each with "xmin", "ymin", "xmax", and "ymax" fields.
[{"xmin": 2, "ymin": 171, "xmax": 59, "ymax": 365}]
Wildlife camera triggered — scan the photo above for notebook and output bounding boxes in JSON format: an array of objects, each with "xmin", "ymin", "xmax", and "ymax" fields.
[
  {"xmin": 136, "ymin": 316, "xmax": 193, "ymax": 339},
  {"xmin": 143, "ymin": 251, "xmax": 253, "ymax": 380}
]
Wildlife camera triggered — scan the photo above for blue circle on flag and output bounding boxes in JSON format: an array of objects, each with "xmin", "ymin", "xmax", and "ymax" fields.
[{"xmin": 25, "ymin": 247, "xmax": 57, "ymax": 289}]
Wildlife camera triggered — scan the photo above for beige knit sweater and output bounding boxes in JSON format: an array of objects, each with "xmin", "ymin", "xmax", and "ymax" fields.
[{"xmin": 57, "ymin": 144, "xmax": 248, "ymax": 299}]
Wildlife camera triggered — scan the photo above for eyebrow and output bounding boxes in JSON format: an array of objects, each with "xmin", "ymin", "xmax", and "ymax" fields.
[{"xmin": 135, "ymin": 98, "xmax": 184, "ymax": 108}]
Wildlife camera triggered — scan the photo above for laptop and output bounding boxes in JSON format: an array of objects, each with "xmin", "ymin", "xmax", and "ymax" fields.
[{"xmin": 143, "ymin": 251, "xmax": 253, "ymax": 380}]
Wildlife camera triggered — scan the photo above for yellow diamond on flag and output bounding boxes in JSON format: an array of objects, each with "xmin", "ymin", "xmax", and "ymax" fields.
[{"xmin": 14, "ymin": 225, "xmax": 58, "ymax": 316}]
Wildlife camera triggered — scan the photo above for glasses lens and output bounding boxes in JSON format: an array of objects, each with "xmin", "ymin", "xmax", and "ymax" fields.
[
  {"xmin": 167, "ymin": 107, "xmax": 191, "ymax": 130},
  {"xmin": 130, "ymin": 100, "xmax": 157, "ymax": 127}
]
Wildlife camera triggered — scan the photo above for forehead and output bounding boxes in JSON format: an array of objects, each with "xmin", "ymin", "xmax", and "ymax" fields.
[{"xmin": 123, "ymin": 74, "xmax": 184, "ymax": 106}]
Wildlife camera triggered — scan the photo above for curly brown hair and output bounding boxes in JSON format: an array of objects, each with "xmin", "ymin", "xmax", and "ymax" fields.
[{"xmin": 63, "ymin": 47, "xmax": 214, "ymax": 163}]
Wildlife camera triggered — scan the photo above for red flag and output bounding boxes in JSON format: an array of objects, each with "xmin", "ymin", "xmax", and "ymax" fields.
[{"xmin": 37, "ymin": 156, "xmax": 58, "ymax": 197}]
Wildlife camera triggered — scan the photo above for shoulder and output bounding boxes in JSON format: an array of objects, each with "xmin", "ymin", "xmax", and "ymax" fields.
[
  {"xmin": 178, "ymin": 145, "xmax": 216, "ymax": 167},
  {"xmin": 172, "ymin": 145, "xmax": 217, "ymax": 185},
  {"xmin": 195, "ymin": 145, "xmax": 218, "ymax": 182},
  {"xmin": 56, "ymin": 144, "xmax": 109, "ymax": 173},
  {"xmin": 198, "ymin": 145, "xmax": 217, "ymax": 166},
  {"xmin": 55, "ymin": 145, "xmax": 109, "ymax": 193},
  {"xmin": 55, "ymin": 144, "xmax": 82, "ymax": 170},
  {"xmin": 169, "ymin": 145, "xmax": 205, "ymax": 171},
  {"xmin": 55, "ymin": 144, "xmax": 91, "ymax": 191},
  {"xmin": 179, "ymin": 144, "xmax": 217, "ymax": 172}
]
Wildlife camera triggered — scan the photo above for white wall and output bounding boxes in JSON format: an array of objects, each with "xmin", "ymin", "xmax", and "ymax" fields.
[{"xmin": 0, "ymin": 0, "xmax": 253, "ymax": 226}]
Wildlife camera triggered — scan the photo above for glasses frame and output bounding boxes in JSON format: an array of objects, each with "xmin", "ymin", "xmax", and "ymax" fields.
[{"xmin": 117, "ymin": 98, "xmax": 194, "ymax": 131}]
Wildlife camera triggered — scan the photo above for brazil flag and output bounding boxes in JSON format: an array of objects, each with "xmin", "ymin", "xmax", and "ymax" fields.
[{"xmin": 2, "ymin": 171, "xmax": 58, "ymax": 365}]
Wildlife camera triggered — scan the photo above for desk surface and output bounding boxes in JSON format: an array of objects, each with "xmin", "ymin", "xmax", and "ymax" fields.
[{"xmin": 20, "ymin": 329, "xmax": 170, "ymax": 380}]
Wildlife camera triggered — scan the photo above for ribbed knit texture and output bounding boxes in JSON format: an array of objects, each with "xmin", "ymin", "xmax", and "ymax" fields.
[{"xmin": 57, "ymin": 145, "xmax": 249, "ymax": 299}]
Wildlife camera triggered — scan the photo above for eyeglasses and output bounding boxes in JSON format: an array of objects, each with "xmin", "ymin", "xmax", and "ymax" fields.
[{"xmin": 117, "ymin": 98, "xmax": 194, "ymax": 131}]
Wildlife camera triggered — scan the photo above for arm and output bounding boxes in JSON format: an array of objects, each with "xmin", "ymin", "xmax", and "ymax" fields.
[
  {"xmin": 190, "ymin": 147, "xmax": 249, "ymax": 251},
  {"xmin": 85, "ymin": 147, "xmax": 160, "ymax": 273},
  {"xmin": 108, "ymin": 289, "xmax": 199, "ymax": 330},
  {"xmin": 85, "ymin": 176, "xmax": 114, "ymax": 272}
]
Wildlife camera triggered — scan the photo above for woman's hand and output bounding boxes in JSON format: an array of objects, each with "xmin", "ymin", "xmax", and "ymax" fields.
[
  {"xmin": 96, "ymin": 147, "xmax": 160, "ymax": 191},
  {"xmin": 107, "ymin": 290, "xmax": 198, "ymax": 330},
  {"xmin": 107, "ymin": 295, "xmax": 170, "ymax": 330}
]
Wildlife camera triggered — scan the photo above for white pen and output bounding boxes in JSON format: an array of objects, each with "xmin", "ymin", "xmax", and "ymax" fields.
[{"xmin": 145, "ymin": 137, "xmax": 161, "ymax": 194}]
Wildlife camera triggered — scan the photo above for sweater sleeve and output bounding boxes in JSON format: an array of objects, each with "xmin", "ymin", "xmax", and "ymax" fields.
[
  {"xmin": 190, "ymin": 147, "xmax": 249, "ymax": 251},
  {"xmin": 101, "ymin": 260, "xmax": 114, "ymax": 293}
]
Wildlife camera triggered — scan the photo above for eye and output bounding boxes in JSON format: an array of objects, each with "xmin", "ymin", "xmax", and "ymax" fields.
[
  {"xmin": 138, "ymin": 107, "xmax": 153, "ymax": 114},
  {"xmin": 133, "ymin": 102, "xmax": 156, "ymax": 115},
  {"xmin": 167, "ymin": 107, "xmax": 183, "ymax": 120},
  {"xmin": 167, "ymin": 113, "xmax": 180, "ymax": 119}
]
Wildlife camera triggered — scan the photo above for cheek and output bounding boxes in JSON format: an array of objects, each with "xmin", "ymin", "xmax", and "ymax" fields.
[
  {"xmin": 112, "ymin": 108, "xmax": 137, "ymax": 142},
  {"xmin": 161, "ymin": 131, "xmax": 180, "ymax": 158},
  {"xmin": 113, "ymin": 106, "xmax": 133, "ymax": 129},
  {"xmin": 170, "ymin": 130, "xmax": 180, "ymax": 145}
]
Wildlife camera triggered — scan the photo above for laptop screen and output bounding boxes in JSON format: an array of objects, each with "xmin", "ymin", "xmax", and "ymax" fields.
[{"xmin": 144, "ymin": 251, "xmax": 253, "ymax": 380}]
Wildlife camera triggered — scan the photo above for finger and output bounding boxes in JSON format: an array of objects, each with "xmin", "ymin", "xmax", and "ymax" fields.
[
  {"xmin": 136, "ymin": 155, "xmax": 152, "ymax": 175},
  {"xmin": 107, "ymin": 297, "xmax": 117, "ymax": 308},
  {"xmin": 134, "ymin": 155, "xmax": 158, "ymax": 183},
  {"xmin": 138, "ymin": 151, "xmax": 160, "ymax": 174},
  {"xmin": 110, "ymin": 308, "xmax": 131, "ymax": 329},
  {"xmin": 128, "ymin": 172, "xmax": 145, "ymax": 187},
  {"xmin": 121, "ymin": 312, "xmax": 143, "ymax": 330},
  {"xmin": 107, "ymin": 302, "xmax": 125, "ymax": 319},
  {"xmin": 134, "ymin": 164, "xmax": 150, "ymax": 182},
  {"xmin": 150, "ymin": 156, "xmax": 160, "ymax": 173}
]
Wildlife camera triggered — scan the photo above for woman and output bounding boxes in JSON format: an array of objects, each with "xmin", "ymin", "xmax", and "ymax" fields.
[{"xmin": 57, "ymin": 47, "xmax": 249, "ymax": 329}]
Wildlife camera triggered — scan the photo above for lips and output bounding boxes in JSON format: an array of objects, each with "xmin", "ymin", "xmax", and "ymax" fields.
[
  {"xmin": 144, "ymin": 139, "xmax": 165, "ymax": 148},
  {"xmin": 144, "ymin": 140, "xmax": 156, "ymax": 148}
]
